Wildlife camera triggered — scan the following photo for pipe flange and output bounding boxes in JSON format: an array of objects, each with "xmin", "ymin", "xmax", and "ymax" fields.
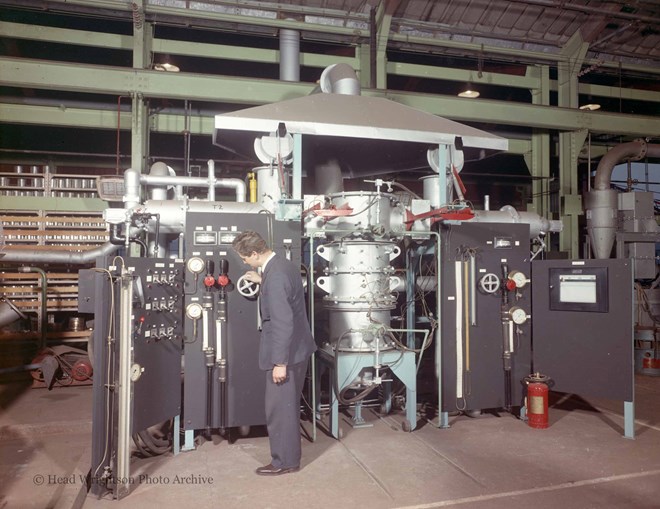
[{"xmin": 632, "ymin": 138, "xmax": 648, "ymax": 161}]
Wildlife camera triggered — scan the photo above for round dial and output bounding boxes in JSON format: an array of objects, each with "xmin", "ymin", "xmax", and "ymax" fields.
[
  {"xmin": 186, "ymin": 256, "xmax": 205, "ymax": 275},
  {"xmin": 130, "ymin": 363, "xmax": 143, "ymax": 382},
  {"xmin": 186, "ymin": 302, "xmax": 203, "ymax": 320},
  {"xmin": 508, "ymin": 270, "xmax": 528, "ymax": 289},
  {"xmin": 509, "ymin": 306, "xmax": 528, "ymax": 325}
]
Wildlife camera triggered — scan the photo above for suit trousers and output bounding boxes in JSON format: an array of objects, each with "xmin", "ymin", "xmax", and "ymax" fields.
[{"xmin": 265, "ymin": 359, "xmax": 308, "ymax": 468}]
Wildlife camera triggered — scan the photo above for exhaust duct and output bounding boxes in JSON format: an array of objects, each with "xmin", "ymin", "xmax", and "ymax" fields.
[{"xmin": 586, "ymin": 139, "xmax": 660, "ymax": 259}]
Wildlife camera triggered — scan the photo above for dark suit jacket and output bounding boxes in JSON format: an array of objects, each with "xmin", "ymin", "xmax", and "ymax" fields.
[{"xmin": 258, "ymin": 253, "xmax": 316, "ymax": 370}]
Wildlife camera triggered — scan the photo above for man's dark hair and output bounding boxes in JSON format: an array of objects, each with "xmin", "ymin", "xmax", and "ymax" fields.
[{"xmin": 232, "ymin": 230, "xmax": 269, "ymax": 256}]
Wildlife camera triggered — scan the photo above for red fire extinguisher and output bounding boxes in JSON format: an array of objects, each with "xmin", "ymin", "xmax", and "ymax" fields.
[{"xmin": 525, "ymin": 373, "xmax": 551, "ymax": 429}]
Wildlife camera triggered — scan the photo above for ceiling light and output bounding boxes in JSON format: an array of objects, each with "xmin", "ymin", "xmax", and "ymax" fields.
[
  {"xmin": 579, "ymin": 103, "xmax": 601, "ymax": 111},
  {"xmin": 458, "ymin": 84, "xmax": 479, "ymax": 98},
  {"xmin": 154, "ymin": 62, "xmax": 180, "ymax": 72}
]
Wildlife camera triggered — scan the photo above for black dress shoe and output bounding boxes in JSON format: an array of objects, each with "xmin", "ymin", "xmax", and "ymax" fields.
[{"xmin": 255, "ymin": 463, "xmax": 300, "ymax": 476}]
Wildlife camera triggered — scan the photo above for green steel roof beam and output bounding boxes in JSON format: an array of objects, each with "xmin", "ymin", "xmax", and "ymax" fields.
[
  {"xmin": 0, "ymin": 102, "xmax": 533, "ymax": 155},
  {"xmin": 0, "ymin": 57, "xmax": 315, "ymax": 103},
  {"xmin": 1, "ymin": 57, "xmax": 659, "ymax": 137},
  {"xmin": 575, "ymin": 83, "xmax": 660, "ymax": 104},
  {"xmin": 388, "ymin": 62, "xmax": 540, "ymax": 89},
  {"xmin": 370, "ymin": 90, "xmax": 660, "ymax": 137},
  {"xmin": 12, "ymin": 1, "xmax": 660, "ymax": 77},
  {"xmin": 0, "ymin": 21, "xmax": 132, "ymax": 49},
  {"xmin": 0, "ymin": 21, "xmax": 357, "ymax": 70},
  {"xmin": 0, "ymin": 103, "xmax": 132, "ymax": 130}
]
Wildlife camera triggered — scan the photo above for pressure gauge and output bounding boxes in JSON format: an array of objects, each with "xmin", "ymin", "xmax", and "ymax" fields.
[
  {"xmin": 478, "ymin": 273, "xmax": 501, "ymax": 294},
  {"xmin": 186, "ymin": 302, "xmax": 203, "ymax": 320},
  {"xmin": 186, "ymin": 256, "xmax": 205, "ymax": 275},
  {"xmin": 130, "ymin": 363, "xmax": 143, "ymax": 382},
  {"xmin": 508, "ymin": 270, "xmax": 528, "ymax": 289},
  {"xmin": 509, "ymin": 306, "xmax": 528, "ymax": 325}
]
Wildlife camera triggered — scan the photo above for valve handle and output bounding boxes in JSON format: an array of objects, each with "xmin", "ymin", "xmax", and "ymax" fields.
[
  {"xmin": 478, "ymin": 273, "xmax": 501, "ymax": 294},
  {"xmin": 237, "ymin": 274, "xmax": 260, "ymax": 297}
]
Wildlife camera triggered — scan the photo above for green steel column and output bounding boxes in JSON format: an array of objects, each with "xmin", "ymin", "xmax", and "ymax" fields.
[
  {"xmin": 375, "ymin": 2, "xmax": 395, "ymax": 90},
  {"xmin": 131, "ymin": 12, "xmax": 151, "ymax": 175},
  {"xmin": 526, "ymin": 65, "xmax": 551, "ymax": 221},
  {"xmin": 131, "ymin": 93, "xmax": 149, "ymax": 175},
  {"xmin": 130, "ymin": 6, "xmax": 150, "ymax": 256},
  {"xmin": 557, "ymin": 32, "xmax": 589, "ymax": 258},
  {"xmin": 132, "ymin": 5, "xmax": 150, "ymax": 69},
  {"xmin": 358, "ymin": 43, "xmax": 372, "ymax": 89}
]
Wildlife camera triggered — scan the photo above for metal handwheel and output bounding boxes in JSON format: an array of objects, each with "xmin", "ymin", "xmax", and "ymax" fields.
[
  {"xmin": 237, "ymin": 274, "xmax": 260, "ymax": 297},
  {"xmin": 478, "ymin": 273, "xmax": 501, "ymax": 294}
]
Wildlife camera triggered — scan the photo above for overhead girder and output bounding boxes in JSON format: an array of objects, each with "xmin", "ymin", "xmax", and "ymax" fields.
[
  {"xmin": 2, "ymin": 0, "xmax": 659, "ymax": 76},
  {"xmin": 1, "ymin": 58, "xmax": 658, "ymax": 138},
  {"xmin": 1, "ymin": 21, "xmax": 658, "ymax": 104}
]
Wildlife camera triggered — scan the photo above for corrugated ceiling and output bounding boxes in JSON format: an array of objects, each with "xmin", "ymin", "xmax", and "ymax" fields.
[{"xmin": 148, "ymin": 0, "xmax": 660, "ymax": 68}]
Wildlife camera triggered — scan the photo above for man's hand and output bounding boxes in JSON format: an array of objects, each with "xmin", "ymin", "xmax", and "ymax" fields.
[
  {"xmin": 243, "ymin": 270, "xmax": 262, "ymax": 284},
  {"xmin": 272, "ymin": 365, "xmax": 287, "ymax": 384}
]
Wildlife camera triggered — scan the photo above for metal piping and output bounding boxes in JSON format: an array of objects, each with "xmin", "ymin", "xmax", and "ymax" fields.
[
  {"xmin": 470, "ymin": 206, "xmax": 563, "ymax": 238},
  {"xmin": 123, "ymin": 167, "xmax": 141, "ymax": 209},
  {"xmin": 148, "ymin": 161, "xmax": 171, "ymax": 201},
  {"xmin": 319, "ymin": 63, "xmax": 361, "ymax": 96},
  {"xmin": 279, "ymin": 24, "xmax": 300, "ymax": 82},
  {"xmin": 138, "ymin": 160, "xmax": 246, "ymax": 202},
  {"xmin": 0, "ymin": 297, "xmax": 26, "ymax": 328},
  {"xmin": 593, "ymin": 139, "xmax": 660, "ymax": 191},
  {"xmin": 18, "ymin": 266, "xmax": 48, "ymax": 349},
  {"xmin": 586, "ymin": 139, "xmax": 660, "ymax": 259},
  {"xmin": 0, "ymin": 241, "xmax": 120, "ymax": 264},
  {"xmin": 208, "ymin": 159, "xmax": 216, "ymax": 201}
]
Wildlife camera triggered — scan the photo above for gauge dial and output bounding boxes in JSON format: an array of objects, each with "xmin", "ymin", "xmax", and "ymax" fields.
[
  {"xmin": 186, "ymin": 256, "xmax": 205, "ymax": 275},
  {"xmin": 186, "ymin": 302, "xmax": 203, "ymax": 320},
  {"xmin": 508, "ymin": 270, "xmax": 528, "ymax": 289},
  {"xmin": 130, "ymin": 363, "xmax": 143, "ymax": 382},
  {"xmin": 509, "ymin": 306, "xmax": 528, "ymax": 325}
]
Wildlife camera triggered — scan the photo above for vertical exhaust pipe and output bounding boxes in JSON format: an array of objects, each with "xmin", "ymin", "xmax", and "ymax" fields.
[{"xmin": 280, "ymin": 24, "xmax": 300, "ymax": 82}]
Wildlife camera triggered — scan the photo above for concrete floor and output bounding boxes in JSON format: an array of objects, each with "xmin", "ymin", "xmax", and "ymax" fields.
[{"xmin": 1, "ymin": 375, "xmax": 660, "ymax": 509}]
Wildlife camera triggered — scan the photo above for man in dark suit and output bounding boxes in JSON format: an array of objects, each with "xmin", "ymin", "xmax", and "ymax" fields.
[{"xmin": 232, "ymin": 230, "xmax": 316, "ymax": 476}]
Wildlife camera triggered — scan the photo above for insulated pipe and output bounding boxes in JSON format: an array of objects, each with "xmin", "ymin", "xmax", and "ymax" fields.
[
  {"xmin": 127, "ymin": 161, "xmax": 245, "ymax": 203},
  {"xmin": 470, "ymin": 207, "xmax": 563, "ymax": 238},
  {"xmin": 319, "ymin": 63, "xmax": 361, "ymax": 96},
  {"xmin": 123, "ymin": 167, "xmax": 141, "ymax": 209},
  {"xmin": 279, "ymin": 25, "xmax": 300, "ymax": 82},
  {"xmin": 391, "ymin": 276, "xmax": 438, "ymax": 293},
  {"xmin": 148, "ymin": 162, "xmax": 170, "ymax": 201},
  {"xmin": 0, "ymin": 241, "xmax": 120, "ymax": 264},
  {"xmin": 139, "ymin": 175, "xmax": 246, "ymax": 202}
]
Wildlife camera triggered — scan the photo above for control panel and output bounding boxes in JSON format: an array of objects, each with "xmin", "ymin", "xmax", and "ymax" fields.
[{"xmin": 132, "ymin": 260, "xmax": 185, "ymax": 344}]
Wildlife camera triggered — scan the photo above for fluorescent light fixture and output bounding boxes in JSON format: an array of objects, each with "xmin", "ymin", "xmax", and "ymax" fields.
[
  {"xmin": 154, "ymin": 62, "xmax": 180, "ymax": 72},
  {"xmin": 579, "ymin": 103, "xmax": 601, "ymax": 111},
  {"xmin": 458, "ymin": 85, "xmax": 479, "ymax": 98}
]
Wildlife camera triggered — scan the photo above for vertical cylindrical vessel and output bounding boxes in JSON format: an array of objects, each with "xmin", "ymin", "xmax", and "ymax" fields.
[
  {"xmin": 527, "ymin": 381, "xmax": 549, "ymax": 429},
  {"xmin": 316, "ymin": 240, "xmax": 401, "ymax": 351},
  {"xmin": 254, "ymin": 165, "xmax": 284, "ymax": 213}
]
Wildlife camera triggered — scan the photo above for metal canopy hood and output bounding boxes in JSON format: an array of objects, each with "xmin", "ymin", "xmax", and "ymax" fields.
[{"xmin": 213, "ymin": 93, "xmax": 508, "ymax": 176}]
